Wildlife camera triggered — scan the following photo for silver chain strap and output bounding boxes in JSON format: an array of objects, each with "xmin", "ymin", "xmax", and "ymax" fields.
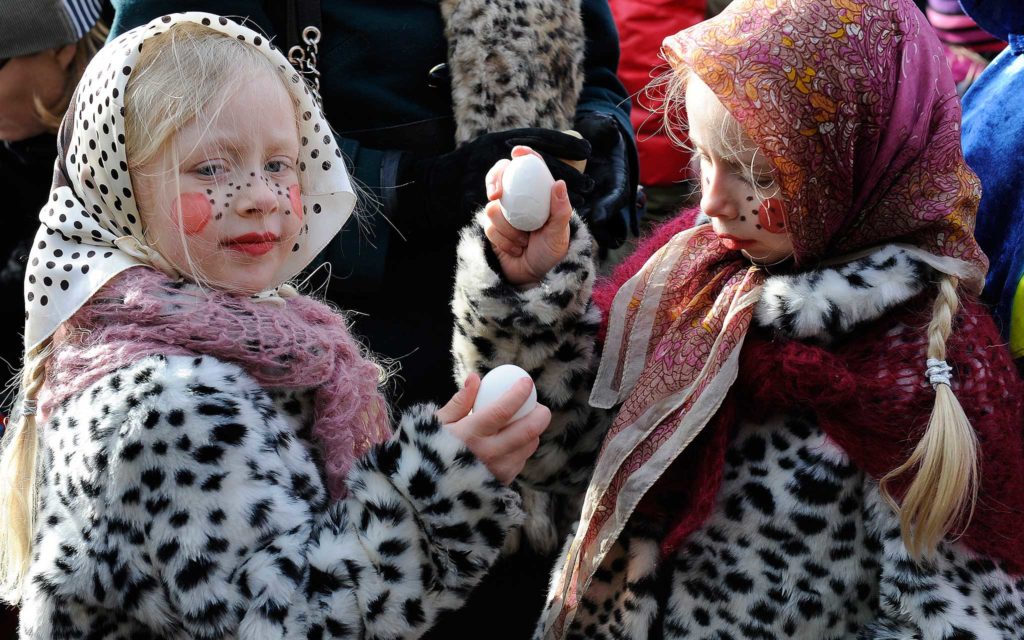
[{"xmin": 288, "ymin": 26, "xmax": 322, "ymax": 105}]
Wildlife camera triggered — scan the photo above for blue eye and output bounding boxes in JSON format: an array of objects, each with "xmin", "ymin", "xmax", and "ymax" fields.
[
  {"xmin": 196, "ymin": 163, "xmax": 225, "ymax": 177},
  {"xmin": 265, "ymin": 160, "xmax": 290, "ymax": 173}
]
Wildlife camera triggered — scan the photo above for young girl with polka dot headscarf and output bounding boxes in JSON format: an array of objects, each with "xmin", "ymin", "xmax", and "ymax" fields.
[
  {"xmin": 452, "ymin": 0, "xmax": 1024, "ymax": 637},
  {"xmin": 0, "ymin": 14, "xmax": 551, "ymax": 638}
]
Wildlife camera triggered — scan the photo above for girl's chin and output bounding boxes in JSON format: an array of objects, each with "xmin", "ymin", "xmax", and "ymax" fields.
[{"xmin": 741, "ymin": 248, "xmax": 793, "ymax": 265}]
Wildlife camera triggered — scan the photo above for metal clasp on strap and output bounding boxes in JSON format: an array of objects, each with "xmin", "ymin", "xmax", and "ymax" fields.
[{"xmin": 288, "ymin": 25, "xmax": 323, "ymax": 105}]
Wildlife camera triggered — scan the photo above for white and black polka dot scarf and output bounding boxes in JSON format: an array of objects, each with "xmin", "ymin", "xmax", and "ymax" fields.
[{"xmin": 23, "ymin": 12, "xmax": 355, "ymax": 352}]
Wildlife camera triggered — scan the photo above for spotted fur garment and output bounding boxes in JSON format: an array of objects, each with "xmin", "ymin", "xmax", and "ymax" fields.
[
  {"xmin": 21, "ymin": 355, "xmax": 523, "ymax": 639},
  {"xmin": 452, "ymin": 218, "xmax": 1024, "ymax": 640},
  {"xmin": 439, "ymin": 0, "xmax": 584, "ymax": 144}
]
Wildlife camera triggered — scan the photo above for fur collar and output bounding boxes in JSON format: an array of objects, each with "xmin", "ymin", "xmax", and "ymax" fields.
[
  {"xmin": 439, "ymin": 0, "xmax": 585, "ymax": 144},
  {"xmin": 754, "ymin": 245, "xmax": 931, "ymax": 341}
]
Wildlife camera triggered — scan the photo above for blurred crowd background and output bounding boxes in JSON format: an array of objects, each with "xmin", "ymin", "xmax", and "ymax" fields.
[{"xmin": 0, "ymin": 0, "xmax": 1015, "ymax": 636}]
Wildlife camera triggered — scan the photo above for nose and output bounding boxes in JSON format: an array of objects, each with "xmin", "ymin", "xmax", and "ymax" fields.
[
  {"xmin": 236, "ymin": 175, "xmax": 279, "ymax": 217},
  {"xmin": 700, "ymin": 166, "xmax": 738, "ymax": 221}
]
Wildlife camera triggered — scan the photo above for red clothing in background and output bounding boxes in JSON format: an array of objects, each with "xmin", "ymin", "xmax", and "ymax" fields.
[{"xmin": 608, "ymin": 0, "xmax": 705, "ymax": 187}]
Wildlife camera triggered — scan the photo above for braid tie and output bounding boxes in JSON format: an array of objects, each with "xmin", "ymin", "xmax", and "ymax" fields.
[
  {"xmin": 925, "ymin": 358, "xmax": 953, "ymax": 388},
  {"xmin": 16, "ymin": 400, "xmax": 37, "ymax": 419}
]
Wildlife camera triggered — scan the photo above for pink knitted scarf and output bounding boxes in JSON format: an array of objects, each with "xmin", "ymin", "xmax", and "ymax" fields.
[{"xmin": 40, "ymin": 267, "xmax": 392, "ymax": 500}]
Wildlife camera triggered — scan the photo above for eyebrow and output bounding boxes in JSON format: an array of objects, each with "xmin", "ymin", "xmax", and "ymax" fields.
[{"xmin": 183, "ymin": 134, "xmax": 298, "ymax": 160}]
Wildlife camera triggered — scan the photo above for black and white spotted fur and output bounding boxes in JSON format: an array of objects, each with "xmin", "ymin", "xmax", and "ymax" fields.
[
  {"xmin": 440, "ymin": 0, "xmax": 584, "ymax": 144},
  {"xmin": 452, "ymin": 211, "xmax": 603, "ymax": 553},
  {"xmin": 755, "ymin": 244, "xmax": 930, "ymax": 341},
  {"xmin": 21, "ymin": 354, "xmax": 522, "ymax": 639},
  {"xmin": 451, "ymin": 218, "xmax": 1024, "ymax": 639}
]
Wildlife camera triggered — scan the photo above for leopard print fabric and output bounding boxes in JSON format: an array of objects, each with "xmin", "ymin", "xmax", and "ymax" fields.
[
  {"xmin": 439, "ymin": 0, "xmax": 584, "ymax": 144},
  {"xmin": 21, "ymin": 355, "xmax": 522, "ymax": 639},
  {"xmin": 452, "ymin": 212, "xmax": 605, "ymax": 554},
  {"xmin": 452, "ymin": 218, "xmax": 1024, "ymax": 639},
  {"xmin": 557, "ymin": 417, "xmax": 1024, "ymax": 640}
]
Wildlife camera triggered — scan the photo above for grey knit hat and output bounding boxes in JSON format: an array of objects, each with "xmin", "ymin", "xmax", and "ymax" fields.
[{"xmin": 0, "ymin": 0, "xmax": 103, "ymax": 59}]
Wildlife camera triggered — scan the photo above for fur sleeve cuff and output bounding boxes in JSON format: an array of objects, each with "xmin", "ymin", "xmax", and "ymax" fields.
[
  {"xmin": 452, "ymin": 211, "xmax": 602, "ymax": 387},
  {"xmin": 454, "ymin": 210, "xmax": 596, "ymax": 330},
  {"xmin": 348, "ymin": 403, "xmax": 524, "ymax": 586}
]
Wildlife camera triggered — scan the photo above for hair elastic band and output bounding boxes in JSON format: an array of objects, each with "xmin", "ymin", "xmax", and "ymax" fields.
[
  {"xmin": 925, "ymin": 358, "xmax": 953, "ymax": 388},
  {"xmin": 19, "ymin": 399, "xmax": 37, "ymax": 418}
]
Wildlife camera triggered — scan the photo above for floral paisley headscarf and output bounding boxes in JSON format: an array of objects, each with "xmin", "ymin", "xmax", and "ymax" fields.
[{"xmin": 546, "ymin": 0, "xmax": 988, "ymax": 635}]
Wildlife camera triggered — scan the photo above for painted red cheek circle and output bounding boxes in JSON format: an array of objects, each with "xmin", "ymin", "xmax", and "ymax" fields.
[
  {"xmin": 288, "ymin": 184, "xmax": 303, "ymax": 221},
  {"xmin": 173, "ymin": 192, "xmax": 213, "ymax": 235},
  {"xmin": 757, "ymin": 197, "xmax": 787, "ymax": 234}
]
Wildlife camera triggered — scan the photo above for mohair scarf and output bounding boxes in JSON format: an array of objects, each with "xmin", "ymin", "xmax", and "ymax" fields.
[
  {"xmin": 601, "ymin": 212, "xmax": 1024, "ymax": 573},
  {"xmin": 545, "ymin": 0, "xmax": 993, "ymax": 635},
  {"xmin": 40, "ymin": 267, "xmax": 391, "ymax": 500}
]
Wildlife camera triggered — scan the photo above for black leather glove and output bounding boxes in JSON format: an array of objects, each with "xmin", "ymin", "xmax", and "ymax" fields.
[
  {"xmin": 573, "ymin": 112, "xmax": 637, "ymax": 250},
  {"xmin": 395, "ymin": 128, "xmax": 594, "ymax": 233}
]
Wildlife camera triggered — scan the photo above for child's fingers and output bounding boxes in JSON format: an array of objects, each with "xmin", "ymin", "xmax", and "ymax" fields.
[
  {"xmin": 484, "ymin": 221, "xmax": 524, "ymax": 257},
  {"xmin": 484, "ymin": 201, "xmax": 528, "ymax": 255},
  {"xmin": 510, "ymin": 145, "xmax": 544, "ymax": 160},
  {"xmin": 548, "ymin": 180, "xmax": 573, "ymax": 227},
  {"xmin": 435, "ymin": 372, "xmax": 480, "ymax": 424},
  {"xmin": 485, "ymin": 158, "xmax": 511, "ymax": 200},
  {"xmin": 469, "ymin": 404, "xmax": 549, "ymax": 482},
  {"xmin": 470, "ymin": 377, "xmax": 536, "ymax": 437},
  {"xmin": 481, "ymin": 404, "xmax": 550, "ymax": 458},
  {"xmin": 487, "ymin": 436, "xmax": 542, "ymax": 485},
  {"xmin": 533, "ymin": 180, "xmax": 571, "ymax": 259},
  {"xmin": 509, "ymin": 434, "xmax": 542, "ymax": 464}
]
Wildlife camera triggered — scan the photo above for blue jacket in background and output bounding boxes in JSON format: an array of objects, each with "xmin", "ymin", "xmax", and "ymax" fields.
[{"xmin": 962, "ymin": 38, "xmax": 1024, "ymax": 363}]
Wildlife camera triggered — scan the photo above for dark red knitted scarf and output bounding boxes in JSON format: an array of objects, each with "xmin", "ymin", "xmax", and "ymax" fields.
[{"xmin": 600, "ymin": 213, "xmax": 1024, "ymax": 575}]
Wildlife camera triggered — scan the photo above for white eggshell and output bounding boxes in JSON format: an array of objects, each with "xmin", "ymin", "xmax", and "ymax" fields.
[
  {"xmin": 472, "ymin": 364, "xmax": 538, "ymax": 422},
  {"xmin": 499, "ymin": 154, "xmax": 555, "ymax": 232}
]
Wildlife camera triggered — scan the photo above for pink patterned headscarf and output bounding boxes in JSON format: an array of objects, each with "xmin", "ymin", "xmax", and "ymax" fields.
[{"xmin": 545, "ymin": 0, "xmax": 987, "ymax": 635}]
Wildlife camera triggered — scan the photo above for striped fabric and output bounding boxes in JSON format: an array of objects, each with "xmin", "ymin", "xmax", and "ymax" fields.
[
  {"xmin": 926, "ymin": 0, "xmax": 1006, "ymax": 54},
  {"xmin": 63, "ymin": 0, "xmax": 104, "ymax": 39}
]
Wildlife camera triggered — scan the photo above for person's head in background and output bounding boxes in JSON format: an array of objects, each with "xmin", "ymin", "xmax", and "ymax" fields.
[{"xmin": 0, "ymin": 0, "xmax": 107, "ymax": 142}]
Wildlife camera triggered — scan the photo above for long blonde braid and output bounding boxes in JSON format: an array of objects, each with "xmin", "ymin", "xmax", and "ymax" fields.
[
  {"xmin": 880, "ymin": 275, "xmax": 979, "ymax": 558},
  {"xmin": 0, "ymin": 340, "xmax": 52, "ymax": 603}
]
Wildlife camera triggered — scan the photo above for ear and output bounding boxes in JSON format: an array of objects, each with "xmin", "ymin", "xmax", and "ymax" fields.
[{"xmin": 54, "ymin": 43, "xmax": 77, "ymax": 71}]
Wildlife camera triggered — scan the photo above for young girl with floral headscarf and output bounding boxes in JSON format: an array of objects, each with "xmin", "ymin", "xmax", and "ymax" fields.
[
  {"xmin": 0, "ymin": 13, "xmax": 553, "ymax": 638},
  {"xmin": 452, "ymin": 0, "xmax": 1024, "ymax": 637}
]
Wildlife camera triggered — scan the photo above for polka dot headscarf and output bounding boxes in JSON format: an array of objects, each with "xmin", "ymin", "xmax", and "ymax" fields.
[{"xmin": 23, "ymin": 12, "xmax": 356, "ymax": 352}]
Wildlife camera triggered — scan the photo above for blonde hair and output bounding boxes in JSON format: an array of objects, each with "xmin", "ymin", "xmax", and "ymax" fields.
[
  {"xmin": 32, "ymin": 21, "xmax": 109, "ymax": 134},
  {"xmin": 659, "ymin": 67, "xmax": 980, "ymax": 559},
  {"xmin": 659, "ymin": 70, "xmax": 779, "ymax": 202},
  {"xmin": 880, "ymin": 276, "xmax": 979, "ymax": 558},
  {"xmin": 124, "ymin": 22, "xmax": 295, "ymax": 171},
  {"xmin": 0, "ymin": 22, "xmax": 297, "ymax": 603},
  {"xmin": 0, "ymin": 341, "xmax": 49, "ymax": 603}
]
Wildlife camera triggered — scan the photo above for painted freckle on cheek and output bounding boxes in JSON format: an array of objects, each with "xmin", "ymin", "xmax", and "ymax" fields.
[
  {"xmin": 173, "ymin": 192, "xmax": 213, "ymax": 235},
  {"xmin": 288, "ymin": 184, "xmax": 303, "ymax": 220},
  {"xmin": 757, "ymin": 197, "xmax": 787, "ymax": 234}
]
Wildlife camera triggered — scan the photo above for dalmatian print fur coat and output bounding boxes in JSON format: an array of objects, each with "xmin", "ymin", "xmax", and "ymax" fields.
[
  {"xmin": 20, "ymin": 355, "xmax": 523, "ymax": 639},
  {"xmin": 451, "ymin": 213, "xmax": 1024, "ymax": 640}
]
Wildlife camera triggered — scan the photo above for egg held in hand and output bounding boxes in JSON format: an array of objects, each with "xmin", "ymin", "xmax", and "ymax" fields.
[
  {"xmin": 499, "ymin": 154, "xmax": 555, "ymax": 232},
  {"xmin": 472, "ymin": 364, "xmax": 538, "ymax": 422}
]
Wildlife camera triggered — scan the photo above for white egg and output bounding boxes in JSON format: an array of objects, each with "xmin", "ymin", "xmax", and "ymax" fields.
[
  {"xmin": 499, "ymin": 154, "xmax": 555, "ymax": 232},
  {"xmin": 472, "ymin": 364, "xmax": 538, "ymax": 422}
]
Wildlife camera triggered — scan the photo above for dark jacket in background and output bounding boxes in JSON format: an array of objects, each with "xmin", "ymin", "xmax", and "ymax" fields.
[{"xmin": 0, "ymin": 135, "xmax": 57, "ymax": 390}]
